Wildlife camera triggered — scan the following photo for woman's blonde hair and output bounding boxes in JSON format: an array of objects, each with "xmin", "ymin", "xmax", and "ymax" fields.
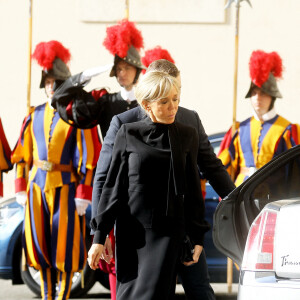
[{"xmin": 135, "ymin": 71, "xmax": 180, "ymax": 108}]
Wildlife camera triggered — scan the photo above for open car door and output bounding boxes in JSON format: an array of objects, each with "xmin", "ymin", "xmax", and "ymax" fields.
[{"xmin": 213, "ymin": 144, "xmax": 300, "ymax": 266}]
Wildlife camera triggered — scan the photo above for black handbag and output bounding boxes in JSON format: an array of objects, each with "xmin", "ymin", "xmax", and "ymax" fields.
[{"xmin": 180, "ymin": 235, "xmax": 195, "ymax": 263}]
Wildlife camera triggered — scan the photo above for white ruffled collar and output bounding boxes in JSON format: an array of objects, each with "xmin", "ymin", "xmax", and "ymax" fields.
[
  {"xmin": 120, "ymin": 87, "xmax": 136, "ymax": 102},
  {"xmin": 252, "ymin": 107, "xmax": 277, "ymax": 122}
]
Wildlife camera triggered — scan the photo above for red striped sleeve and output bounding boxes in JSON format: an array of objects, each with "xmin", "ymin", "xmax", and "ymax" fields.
[{"xmin": 75, "ymin": 184, "xmax": 92, "ymax": 201}]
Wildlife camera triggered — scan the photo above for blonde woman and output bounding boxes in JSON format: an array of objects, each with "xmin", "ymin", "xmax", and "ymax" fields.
[{"xmin": 88, "ymin": 71, "xmax": 209, "ymax": 299}]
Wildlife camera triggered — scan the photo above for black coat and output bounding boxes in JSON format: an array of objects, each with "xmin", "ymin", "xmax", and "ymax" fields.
[
  {"xmin": 91, "ymin": 117, "xmax": 210, "ymax": 246},
  {"xmin": 91, "ymin": 117, "xmax": 212, "ymax": 299},
  {"xmin": 91, "ymin": 106, "xmax": 235, "ymax": 223},
  {"xmin": 94, "ymin": 92, "xmax": 138, "ymax": 137}
]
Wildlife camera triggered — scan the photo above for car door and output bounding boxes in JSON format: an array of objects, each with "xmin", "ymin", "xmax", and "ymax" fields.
[{"xmin": 213, "ymin": 144, "xmax": 300, "ymax": 266}]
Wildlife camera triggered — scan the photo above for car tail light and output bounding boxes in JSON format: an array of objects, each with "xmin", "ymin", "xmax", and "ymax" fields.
[{"xmin": 242, "ymin": 209, "xmax": 277, "ymax": 271}]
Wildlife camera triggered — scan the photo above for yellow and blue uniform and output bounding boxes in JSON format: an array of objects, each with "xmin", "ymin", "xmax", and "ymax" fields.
[
  {"xmin": 0, "ymin": 117, "xmax": 13, "ymax": 197},
  {"xmin": 11, "ymin": 102, "xmax": 101, "ymax": 300},
  {"xmin": 219, "ymin": 114, "xmax": 295, "ymax": 186}
]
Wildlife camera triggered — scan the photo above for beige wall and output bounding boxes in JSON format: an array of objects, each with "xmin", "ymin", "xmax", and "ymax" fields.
[{"xmin": 1, "ymin": 0, "xmax": 300, "ymax": 196}]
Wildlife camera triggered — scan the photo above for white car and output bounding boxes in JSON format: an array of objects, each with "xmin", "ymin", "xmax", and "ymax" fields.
[{"xmin": 213, "ymin": 144, "xmax": 300, "ymax": 299}]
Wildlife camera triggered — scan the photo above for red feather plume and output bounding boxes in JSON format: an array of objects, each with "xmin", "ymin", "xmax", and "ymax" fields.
[
  {"xmin": 32, "ymin": 40, "xmax": 71, "ymax": 70},
  {"xmin": 141, "ymin": 46, "xmax": 175, "ymax": 74},
  {"xmin": 103, "ymin": 19, "xmax": 144, "ymax": 58},
  {"xmin": 249, "ymin": 50, "xmax": 283, "ymax": 87}
]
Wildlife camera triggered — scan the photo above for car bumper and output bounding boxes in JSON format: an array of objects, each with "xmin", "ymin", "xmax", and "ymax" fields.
[{"xmin": 238, "ymin": 271, "xmax": 300, "ymax": 300}]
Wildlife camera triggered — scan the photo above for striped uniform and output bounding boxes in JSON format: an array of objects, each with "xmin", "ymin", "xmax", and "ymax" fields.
[
  {"xmin": 289, "ymin": 123, "xmax": 300, "ymax": 146},
  {"xmin": 218, "ymin": 115, "xmax": 295, "ymax": 186},
  {"xmin": 11, "ymin": 102, "xmax": 101, "ymax": 299},
  {"xmin": 0, "ymin": 117, "xmax": 13, "ymax": 197}
]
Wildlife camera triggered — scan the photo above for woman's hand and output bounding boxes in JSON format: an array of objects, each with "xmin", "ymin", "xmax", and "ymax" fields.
[
  {"xmin": 88, "ymin": 244, "xmax": 104, "ymax": 270},
  {"xmin": 101, "ymin": 237, "xmax": 114, "ymax": 263},
  {"xmin": 183, "ymin": 245, "xmax": 203, "ymax": 267}
]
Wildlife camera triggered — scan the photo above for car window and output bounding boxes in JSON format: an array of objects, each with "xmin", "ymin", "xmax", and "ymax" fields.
[{"xmin": 245, "ymin": 151, "xmax": 300, "ymax": 226}]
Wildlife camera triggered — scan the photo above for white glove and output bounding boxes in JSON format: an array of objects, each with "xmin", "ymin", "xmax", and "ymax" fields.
[
  {"xmin": 16, "ymin": 191, "xmax": 27, "ymax": 206},
  {"xmin": 75, "ymin": 198, "xmax": 90, "ymax": 216},
  {"xmin": 80, "ymin": 63, "xmax": 114, "ymax": 85}
]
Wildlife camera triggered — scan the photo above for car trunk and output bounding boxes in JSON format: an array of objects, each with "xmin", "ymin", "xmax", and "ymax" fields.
[{"xmin": 275, "ymin": 200, "xmax": 300, "ymax": 279}]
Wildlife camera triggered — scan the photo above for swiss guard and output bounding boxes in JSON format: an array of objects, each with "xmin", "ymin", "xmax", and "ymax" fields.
[
  {"xmin": 218, "ymin": 50, "xmax": 297, "ymax": 186},
  {"xmin": 51, "ymin": 19, "xmax": 145, "ymax": 135},
  {"xmin": 11, "ymin": 40, "xmax": 101, "ymax": 300}
]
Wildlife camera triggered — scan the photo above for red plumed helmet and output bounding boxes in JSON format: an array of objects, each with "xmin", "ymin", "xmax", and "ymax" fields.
[
  {"xmin": 103, "ymin": 19, "xmax": 145, "ymax": 78},
  {"xmin": 245, "ymin": 50, "xmax": 283, "ymax": 99},
  {"xmin": 32, "ymin": 40, "xmax": 71, "ymax": 71},
  {"xmin": 141, "ymin": 46, "xmax": 175, "ymax": 74},
  {"xmin": 32, "ymin": 40, "xmax": 71, "ymax": 88},
  {"xmin": 249, "ymin": 50, "xmax": 282, "ymax": 87},
  {"xmin": 103, "ymin": 19, "xmax": 143, "ymax": 58}
]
